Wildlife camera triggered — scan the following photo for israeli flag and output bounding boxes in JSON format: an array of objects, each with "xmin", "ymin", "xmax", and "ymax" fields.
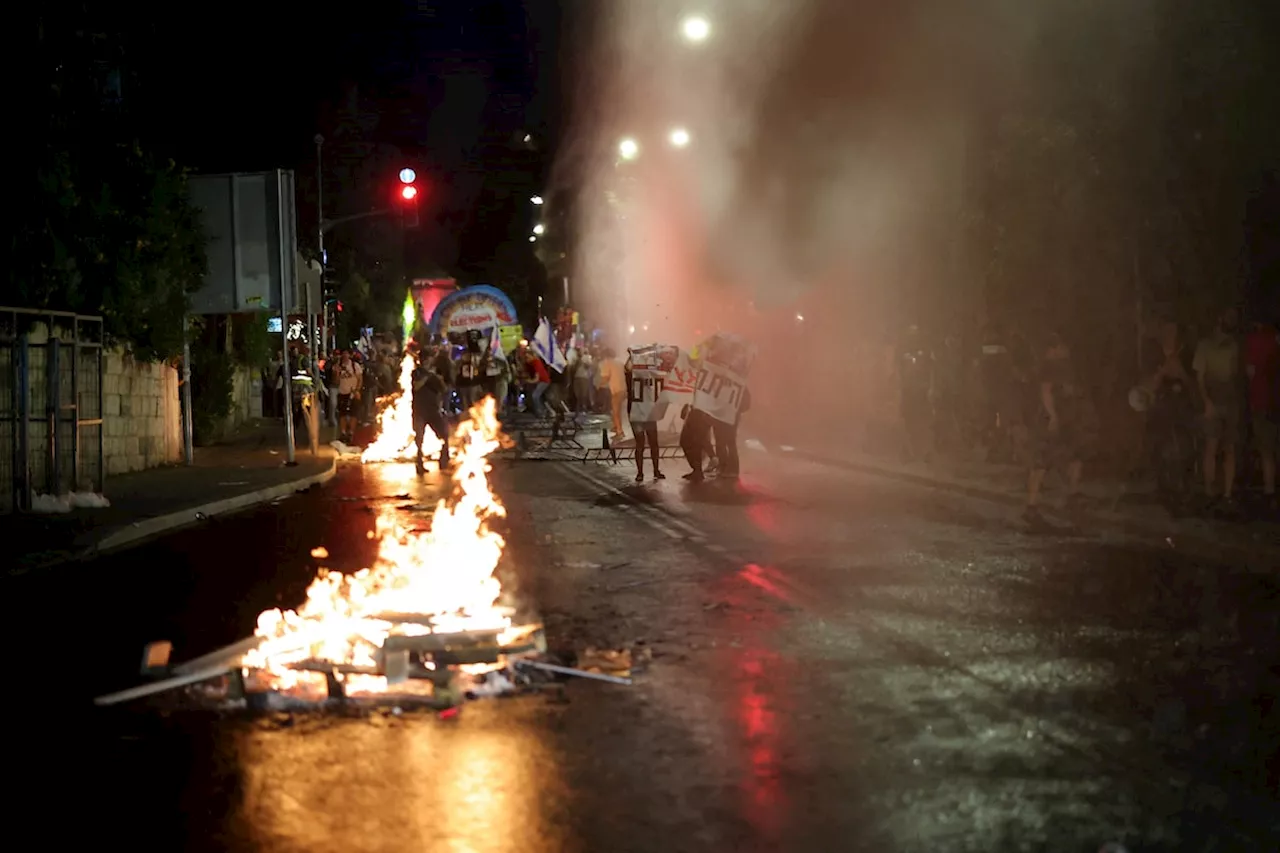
[
  {"xmin": 532, "ymin": 317, "xmax": 567, "ymax": 372},
  {"xmin": 488, "ymin": 324, "xmax": 507, "ymax": 365}
]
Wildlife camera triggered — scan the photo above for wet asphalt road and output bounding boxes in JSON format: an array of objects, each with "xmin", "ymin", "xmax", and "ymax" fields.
[{"xmin": 3, "ymin": 447, "xmax": 1279, "ymax": 852}]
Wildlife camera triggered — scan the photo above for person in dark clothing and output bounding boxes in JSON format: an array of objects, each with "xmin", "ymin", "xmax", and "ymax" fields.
[
  {"xmin": 709, "ymin": 386, "xmax": 750, "ymax": 479},
  {"xmin": 679, "ymin": 405, "xmax": 712, "ymax": 481},
  {"xmin": 411, "ymin": 353, "xmax": 450, "ymax": 474},
  {"xmin": 456, "ymin": 334, "xmax": 484, "ymax": 412},
  {"xmin": 1025, "ymin": 333, "xmax": 1095, "ymax": 519},
  {"xmin": 898, "ymin": 324, "xmax": 933, "ymax": 462}
]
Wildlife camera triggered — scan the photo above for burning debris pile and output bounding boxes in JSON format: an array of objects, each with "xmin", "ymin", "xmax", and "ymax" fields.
[{"xmin": 95, "ymin": 398, "xmax": 620, "ymax": 712}]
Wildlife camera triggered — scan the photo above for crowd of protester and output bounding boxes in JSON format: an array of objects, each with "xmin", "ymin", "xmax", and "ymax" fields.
[{"xmin": 858, "ymin": 309, "xmax": 1279, "ymax": 520}]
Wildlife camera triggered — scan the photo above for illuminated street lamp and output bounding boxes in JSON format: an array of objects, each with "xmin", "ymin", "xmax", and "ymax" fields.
[
  {"xmin": 529, "ymin": 236, "xmax": 537, "ymax": 243},
  {"xmin": 531, "ymin": 195, "xmax": 544, "ymax": 205},
  {"xmin": 618, "ymin": 137, "xmax": 640, "ymax": 161},
  {"xmin": 668, "ymin": 127, "xmax": 690, "ymax": 148},
  {"xmin": 533, "ymin": 223, "xmax": 545, "ymax": 235},
  {"xmin": 681, "ymin": 15, "xmax": 710, "ymax": 43}
]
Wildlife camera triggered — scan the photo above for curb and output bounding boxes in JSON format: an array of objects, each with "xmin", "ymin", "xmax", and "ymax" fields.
[
  {"xmin": 778, "ymin": 446, "xmax": 1280, "ymax": 570},
  {"xmin": 87, "ymin": 456, "xmax": 339, "ymax": 557}
]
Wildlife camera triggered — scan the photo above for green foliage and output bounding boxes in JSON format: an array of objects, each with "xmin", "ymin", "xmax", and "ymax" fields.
[
  {"xmin": 14, "ymin": 143, "xmax": 207, "ymax": 361},
  {"xmin": 18, "ymin": 24, "xmax": 208, "ymax": 363},
  {"xmin": 232, "ymin": 313, "xmax": 275, "ymax": 370},
  {"xmin": 189, "ymin": 337, "xmax": 236, "ymax": 446}
]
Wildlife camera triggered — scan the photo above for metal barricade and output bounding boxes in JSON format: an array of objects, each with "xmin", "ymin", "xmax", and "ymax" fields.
[{"xmin": 0, "ymin": 308, "xmax": 105, "ymax": 512}]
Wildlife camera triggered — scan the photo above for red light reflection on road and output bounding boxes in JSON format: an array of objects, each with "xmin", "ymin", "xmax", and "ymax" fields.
[
  {"xmin": 738, "ymin": 563, "xmax": 793, "ymax": 603},
  {"xmin": 746, "ymin": 500, "xmax": 779, "ymax": 536},
  {"xmin": 712, "ymin": 570, "xmax": 790, "ymax": 842},
  {"xmin": 736, "ymin": 646, "xmax": 783, "ymax": 831}
]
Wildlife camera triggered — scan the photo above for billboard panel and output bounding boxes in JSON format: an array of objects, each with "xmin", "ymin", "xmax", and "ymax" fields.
[{"xmin": 189, "ymin": 170, "xmax": 298, "ymax": 314}]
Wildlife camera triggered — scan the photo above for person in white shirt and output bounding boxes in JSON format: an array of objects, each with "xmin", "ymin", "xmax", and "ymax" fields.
[{"xmin": 335, "ymin": 350, "xmax": 363, "ymax": 443}]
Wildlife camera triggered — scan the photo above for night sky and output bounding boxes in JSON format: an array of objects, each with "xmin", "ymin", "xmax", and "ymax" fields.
[
  {"xmin": 118, "ymin": 0, "xmax": 571, "ymax": 298},
  {"xmin": 135, "ymin": 1, "xmax": 562, "ymax": 168}
]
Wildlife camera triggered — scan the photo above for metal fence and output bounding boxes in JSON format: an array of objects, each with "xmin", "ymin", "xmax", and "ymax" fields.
[{"xmin": 0, "ymin": 308, "xmax": 105, "ymax": 513}]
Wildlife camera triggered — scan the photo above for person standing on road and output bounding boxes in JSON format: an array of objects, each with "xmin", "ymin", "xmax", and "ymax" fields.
[
  {"xmin": 1245, "ymin": 317, "xmax": 1279, "ymax": 509},
  {"xmin": 1025, "ymin": 333, "xmax": 1093, "ymax": 522},
  {"xmin": 898, "ymin": 323, "xmax": 934, "ymax": 463},
  {"xmin": 1193, "ymin": 306, "xmax": 1244, "ymax": 510},
  {"xmin": 679, "ymin": 404, "xmax": 711, "ymax": 481},
  {"xmin": 709, "ymin": 385, "xmax": 750, "ymax": 481},
  {"xmin": 624, "ymin": 351, "xmax": 666, "ymax": 483},
  {"xmin": 596, "ymin": 347, "xmax": 627, "ymax": 441},
  {"xmin": 335, "ymin": 350, "xmax": 362, "ymax": 445},
  {"xmin": 486, "ymin": 342, "xmax": 511, "ymax": 416},
  {"xmin": 523, "ymin": 348, "xmax": 551, "ymax": 417},
  {"xmin": 456, "ymin": 333, "xmax": 484, "ymax": 412},
  {"xmin": 573, "ymin": 346, "xmax": 595, "ymax": 413},
  {"xmin": 411, "ymin": 346, "xmax": 449, "ymax": 474},
  {"xmin": 325, "ymin": 351, "xmax": 342, "ymax": 427}
]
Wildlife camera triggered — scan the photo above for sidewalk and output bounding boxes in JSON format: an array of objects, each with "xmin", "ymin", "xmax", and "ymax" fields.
[
  {"xmin": 766, "ymin": 439, "xmax": 1280, "ymax": 570},
  {"xmin": 5, "ymin": 419, "xmax": 336, "ymax": 576}
]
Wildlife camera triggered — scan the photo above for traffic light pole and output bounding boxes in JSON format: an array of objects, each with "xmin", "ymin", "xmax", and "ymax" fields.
[{"xmin": 314, "ymin": 134, "xmax": 326, "ymax": 361}]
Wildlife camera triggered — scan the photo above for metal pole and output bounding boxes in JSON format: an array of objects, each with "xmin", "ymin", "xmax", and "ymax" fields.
[
  {"xmin": 11, "ymin": 323, "xmax": 21, "ymax": 510},
  {"xmin": 17, "ymin": 333, "xmax": 30, "ymax": 511},
  {"xmin": 96, "ymin": 319, "xmax": 104, "ymax": 494},
  {"xmin": 181, "ymin": 315, "xmax": 194, "ymax": 465},
  {"xmin": 277, "ymin": 169, "xmax": 297, "ymax": 465},
  {"xmin": 315, "ymin": 134, "xmax": 326, "ymax": 361},
  {"xmin": 70, "ymin": 318, "xmax": 79, "ymax": 492},
  {"xmin": 47, "ymin": 337, "xmax": 60, "ymax": 494}
]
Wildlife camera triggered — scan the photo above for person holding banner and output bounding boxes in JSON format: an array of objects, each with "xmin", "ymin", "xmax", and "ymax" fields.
[
  {"xmin": 485, "ymin": 327, "xmax": 511, "ymax": 416},
  {"xmin": 625, "ymin": 348, "xmax": 667, "ymax": 483},
  {"xmin": 687, "ymin": 332, "xmax": 756, "ymax": 481},
  {"xmin": 710, "ymin": 384, "xmax": 750, "ymax": 479}
]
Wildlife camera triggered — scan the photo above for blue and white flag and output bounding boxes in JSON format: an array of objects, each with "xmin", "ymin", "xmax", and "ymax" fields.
[
  {"xmin": 532, "ymin": 317, "xmax": 567, "ymax": 372},
  {"xmin": 485, "ymin": 325, "xmax": 508, "ymax": 376}
]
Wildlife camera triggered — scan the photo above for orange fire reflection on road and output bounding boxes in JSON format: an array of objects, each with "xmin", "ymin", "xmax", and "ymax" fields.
[{"xmin": 236, "ymin": 710, "xmax": 573, "ymax": 852}]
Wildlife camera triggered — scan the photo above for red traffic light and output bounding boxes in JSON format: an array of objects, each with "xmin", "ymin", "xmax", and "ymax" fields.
[{"xmin": 401, "ymin": 185, "xmax": 418, "ymax": 200}]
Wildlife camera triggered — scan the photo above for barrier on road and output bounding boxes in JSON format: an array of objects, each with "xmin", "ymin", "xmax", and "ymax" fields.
[
  {"xmin": 492, "ymin": 415, "xmax": 583, "ymax": 460},
  {"xmin": 578, "ymin": 429, "xmax": 685, "ymax": 465},
  {"xmin": 492, "ymin": 425, "xmax": 686, "ymax": 466}
]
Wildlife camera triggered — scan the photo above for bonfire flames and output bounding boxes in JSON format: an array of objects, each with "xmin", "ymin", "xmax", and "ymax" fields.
[
  {"xmin": 246, "ymin": 397, "xmax": 522, "ymax": 697},
  {"xmin": 360, "ymin": 354, "xmax": 443, "ymax": 464}
]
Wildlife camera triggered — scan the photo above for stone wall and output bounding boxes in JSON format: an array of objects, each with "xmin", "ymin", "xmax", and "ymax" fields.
[
  {"xmin": 224, "ymin": 366, "xmax": 263, "ymax": 433},
  {"xmin": 102, "ymin": 350, "xmax": 182, "ymax": 475}
]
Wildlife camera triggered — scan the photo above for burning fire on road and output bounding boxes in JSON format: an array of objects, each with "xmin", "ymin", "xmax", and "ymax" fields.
[
  {"xmin": 93, "ymin": 398, "xmax": 623, "ymax": 711},
  {"xmin": 245, "ymin": 396, "xmax": 525, "ymax": 698},
  {"xmin": 360, "ymin": 353, "xmax": 443, "ymax": 464}
]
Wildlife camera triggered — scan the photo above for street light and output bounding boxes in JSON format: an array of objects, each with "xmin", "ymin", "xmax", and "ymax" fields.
[
  {"xmin": 668, "ymin": 127, "xmax": 691, "ymax": 148},
  {"xmin": 531, "ymin": 195, "xmax": 544, "ymax": 205},
  {"xmin": 533, "ymin": 223, "xmax": 545, "ymax": 235},
  {"xmin": 618, "ymin": 137, "xmax": 640, "ymax": 161},
  {"xmin": 681, "ymin": 15, "xmax": 710, "ymax": 42},
  {"xmin": 529, "ymin": 236, "xmax": 537, "ymax": 243}
]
